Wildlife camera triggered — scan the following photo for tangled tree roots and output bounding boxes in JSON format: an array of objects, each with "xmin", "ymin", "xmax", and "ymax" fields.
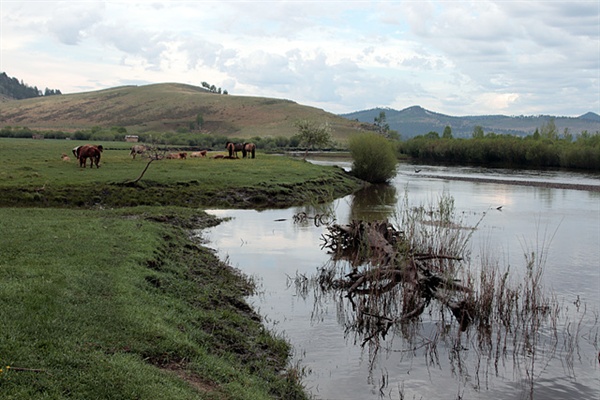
[{"xmin": 320, "ymin": 220, "xmax": 475, "ymax": 344}]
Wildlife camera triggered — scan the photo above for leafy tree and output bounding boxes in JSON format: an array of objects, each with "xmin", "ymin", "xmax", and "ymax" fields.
[
  {"xmin": 442, "ymin": 125, "xmax": 453, "ymax": 139},
  {"xmin": 0, "ymin": 72, "xmax": 43, "ymax": 99},
  {"xmin": 195, "ymin": 113, "xmax": 204, "ymax": 130},
  {"xmin": 293, "ymin": 120, "xmax": 333, "ymax": 159},
  {"xmin": 540, "ymin": 118, "xmax": 558, "ymax": 140},
  {"xmin": 472, "ymin": 125, "xmax": 484, "ymax": 139},
  {"xmin": 374, "ymin": 111, "xmax": 390, "ymax": 134},
  {"xmin": 348, "ymin": 132, "xmax": 398, "ymax": 183},
  {"xmin": 44, "ymin": 87, "xmax": 62, "ymax": 96},
  {"xmin": 372, "ymin": 111, "xmax": 401, "ymax": 140}
]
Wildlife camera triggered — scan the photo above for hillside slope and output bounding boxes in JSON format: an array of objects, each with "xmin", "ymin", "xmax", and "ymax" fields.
[
  {"xmin": 0, "ymin": 83, "xmax": 372, "ymax": 142},
  {"xmin": 342, "ymin": 106, "xmax": 600, "ymax": 139}
]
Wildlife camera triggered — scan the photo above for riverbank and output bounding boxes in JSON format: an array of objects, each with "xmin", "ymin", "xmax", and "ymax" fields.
[
  {"xmin": 0, "ymin": 206, "xmax": 311, "ymax": 399},
  {"xmin": 420, "ymin": 173, "xmax": 600, "ymax": 192}
]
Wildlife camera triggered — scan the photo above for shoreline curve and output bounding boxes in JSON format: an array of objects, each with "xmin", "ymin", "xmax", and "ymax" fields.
[{"xmin": 419, "ymin": 174, "xmax": 600, "ymax": 192}]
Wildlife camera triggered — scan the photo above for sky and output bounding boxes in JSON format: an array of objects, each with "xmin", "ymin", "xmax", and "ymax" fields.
[{"xmin": 1, "ymin": 1, "xmax": 599, "ymax": 117}]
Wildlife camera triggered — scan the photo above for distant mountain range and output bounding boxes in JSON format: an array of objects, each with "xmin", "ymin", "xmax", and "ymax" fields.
[{"xmin": 341, "ymin": 106, "xmax": 600, "ymax": 139}]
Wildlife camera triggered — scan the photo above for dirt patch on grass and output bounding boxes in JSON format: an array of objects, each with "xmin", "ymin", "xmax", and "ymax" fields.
[{"xmin": 162, "ymin": 362, "xmax": 224, "ymax": 399}]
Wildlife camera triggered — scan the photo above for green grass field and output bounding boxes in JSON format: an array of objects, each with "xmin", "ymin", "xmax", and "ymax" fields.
[
  {"xmin": 0, "ymin": 138, "xmax": 365, "ymax": 399},
  {"xmin": 0, "ymin": 207, "xmax": 307, "ymax": 399},
  {"xmin": 0, "ymin": 138, "xmax": 363, "ymax": 208}
]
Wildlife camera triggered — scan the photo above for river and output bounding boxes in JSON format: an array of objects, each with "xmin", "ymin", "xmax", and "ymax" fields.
[{"xmin": 199, "ymin": 161, "xmax": 600, "ymax": 400}]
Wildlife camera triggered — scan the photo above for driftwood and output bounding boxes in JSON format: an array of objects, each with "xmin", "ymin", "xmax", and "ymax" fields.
[{"xmin": 320, "ymin": 220, "xmax": 475, "ymax": 343}]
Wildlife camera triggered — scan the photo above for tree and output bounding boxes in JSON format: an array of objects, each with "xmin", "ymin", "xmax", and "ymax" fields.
[
  {"xmin": 348, "ymin": 132, "xmax": 398, "ymax": 183},
  {"xmin": 540, "ymin": 118, "xmax": 558, "ymax": 140},
  {"xmin": 127, "ymin": 142, "xmax": 168, "ymax": 185},
  {"xmin": 374, "ymin": 111, "xmax": 390, "ymax": 135},
  {"xmin": 195, "ymin": 113, "xmax": 204, "ymax": 130},
  {"xmin": 562, "ymin": 127, "xmax": 573, "ymax": 142},
  {"xmin": 442, "ymin": 125, "xmax": 453, "ymax": 139},
  {"xmin": 472, "ymin": 125, "xmax": 484, "ymax": 139},
  {"xmin": 293, "ymin": 120, "xmax": 333, "ymax": 160}
]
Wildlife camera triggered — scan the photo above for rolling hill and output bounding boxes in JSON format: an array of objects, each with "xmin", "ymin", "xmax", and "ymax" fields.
[
  {"xmin": 0, "ymin": 82, "xmax": 374, "ymax": 142},
  {"xmin": 341, "ymin": 106, "xmax": 600, "ymax": 139},
  {"xmin": 2, "ymin": 81, "xmax": 598, "ymax": 142}
]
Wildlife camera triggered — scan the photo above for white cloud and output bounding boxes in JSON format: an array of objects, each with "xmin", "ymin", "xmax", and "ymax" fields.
[{"xmin": 0, "ymin": 0, "xmax": 598, "ymax": 116}]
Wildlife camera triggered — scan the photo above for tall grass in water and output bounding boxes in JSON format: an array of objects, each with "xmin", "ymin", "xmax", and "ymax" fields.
[{"xmin": 296, "ymin": 191, "xmax": 597, "ymax": 399}]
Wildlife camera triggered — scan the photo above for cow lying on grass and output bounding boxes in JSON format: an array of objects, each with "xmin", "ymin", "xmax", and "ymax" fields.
[{"xmin": 166, "ymin": 152, "xmax": 187, "ymax": 159}]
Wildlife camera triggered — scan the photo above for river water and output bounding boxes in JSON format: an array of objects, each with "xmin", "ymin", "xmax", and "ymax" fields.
[{"xmin": 199, "ymin": 161, "xmax": 600, "ymax": 400}]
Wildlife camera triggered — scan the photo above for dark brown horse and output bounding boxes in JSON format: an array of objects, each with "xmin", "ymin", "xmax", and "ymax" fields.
[
  {"xmin": 78, "ymin": 144, "xmax": 103, "ymax": 168},
  {"xmin": 226, "ymin": 141, "xmax": 244, "ymax": 158},
  {"xmin": 242, "ymin": 142, "xmax": 256, "ymax": 159}
]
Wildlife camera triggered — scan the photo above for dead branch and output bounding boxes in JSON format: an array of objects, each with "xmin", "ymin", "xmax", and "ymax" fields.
[{"xmin": 320, "ymin": 220, "xmax": 476, "ymax": 341}]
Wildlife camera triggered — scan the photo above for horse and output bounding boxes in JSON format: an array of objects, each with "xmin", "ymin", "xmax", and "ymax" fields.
[
  {"xmin": 72, "ymin": 145, "xmax": 82, "ymax": 159},
  {"xmin": 130, "ymin": 144, "xmax": 147, "ymax": 159},
  {"xmin": 242, "ymin": 142, "xmax": 256, "ymax": 159},
  {"xmin": 78, "ymin": 144, "xmax": 103, "ymax": 168},
  {"xmin": 226, "ymin": 141, "xmax": 244, "ymax": 158},
  {"xmin": 190, "ymin": 150, "xmax": 207, "ymax": 158}
]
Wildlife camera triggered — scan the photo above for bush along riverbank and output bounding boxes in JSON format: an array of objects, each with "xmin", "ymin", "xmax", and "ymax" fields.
[{"xmin": 0, "ymin": 206, "xmax": 309, "ymax": 399}]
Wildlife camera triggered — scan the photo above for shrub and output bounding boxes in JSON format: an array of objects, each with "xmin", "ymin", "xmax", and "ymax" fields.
[{"xmin": 348, "ymin": 132, "xmax": 398, "ymax": 183}]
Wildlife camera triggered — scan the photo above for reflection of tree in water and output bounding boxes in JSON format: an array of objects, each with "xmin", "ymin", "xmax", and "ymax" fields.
[
  {"xmin": 293, "ymin": 193, "xmax": 596, "ymax": 399},
  {"xmin": 349, "ymin": 184, "xmax": 398, "ymax": 222}
]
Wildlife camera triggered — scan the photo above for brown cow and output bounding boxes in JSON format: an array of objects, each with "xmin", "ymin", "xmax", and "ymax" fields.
[
  {"xmin": 166, "ymin": 152, "xmax": 187, "ymax": 159},
  {"xmin": 190, "ymin": 150, "xmax": 207, "ymax": 158}
]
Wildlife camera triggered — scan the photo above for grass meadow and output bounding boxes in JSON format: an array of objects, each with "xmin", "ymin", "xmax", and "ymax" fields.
[
  {"xmin": 0, "ymin": 138, "xmax": 363, "ymax": 208},
  {"xmin": 0, "ymin": 206, "xmax": 308, "ymax": 399},
  {"xmin": 0, "ymin": 137, "xmax": 363, "ymax": 399}
]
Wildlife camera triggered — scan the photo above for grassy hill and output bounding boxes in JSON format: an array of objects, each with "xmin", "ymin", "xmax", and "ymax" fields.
[{"xmin": 0, "ymin": 82, "xmax": 373, "ymax": 143}]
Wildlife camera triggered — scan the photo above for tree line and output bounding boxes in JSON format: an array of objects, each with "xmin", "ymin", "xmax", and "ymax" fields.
[
  {"xmin": 398, "ymin": 122, "xmax": 600, "ymax": 170},
  {"xmin": 0, "ymin": 72, "xmax": 62, "ymax": 100},
  {"xmin": 0, "ymin": 125, "xmax": 322, "ymax": 152}
]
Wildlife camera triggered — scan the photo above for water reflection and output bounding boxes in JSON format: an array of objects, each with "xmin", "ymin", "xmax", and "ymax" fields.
[
  {"xmin": 348, "ymin": 184, "xmax": 398, "ymax": 222},
  {"xmin": 201, "ymin": 163, "xmax": 600, "ymax": 400}
]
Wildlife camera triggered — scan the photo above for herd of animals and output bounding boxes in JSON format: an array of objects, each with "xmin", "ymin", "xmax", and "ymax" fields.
[{"xmin": 62, "ymin": 141, "xmax": 256, "ymax": 168}]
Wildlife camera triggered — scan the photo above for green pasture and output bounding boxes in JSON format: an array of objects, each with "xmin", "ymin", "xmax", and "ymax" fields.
[
  {"xmin": 0, "ymin": 206, "xmax": 308, "ymax": 399},
  {"xmin": 0, "ymin": 138, "xmax": 363, "ymax": 208},
  {"xmin": 0, "ymin": 137, "xmax": 361, "ymax": 398}
]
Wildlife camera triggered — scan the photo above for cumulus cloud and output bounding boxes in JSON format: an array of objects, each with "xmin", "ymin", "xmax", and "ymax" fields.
[
  {"xmin": 47, "ymin": 2, "xmax": 105, "ymax": 45},
  {"xmin": 1, "ymin": 0, "xmax": 597, "ymax": 116}
]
